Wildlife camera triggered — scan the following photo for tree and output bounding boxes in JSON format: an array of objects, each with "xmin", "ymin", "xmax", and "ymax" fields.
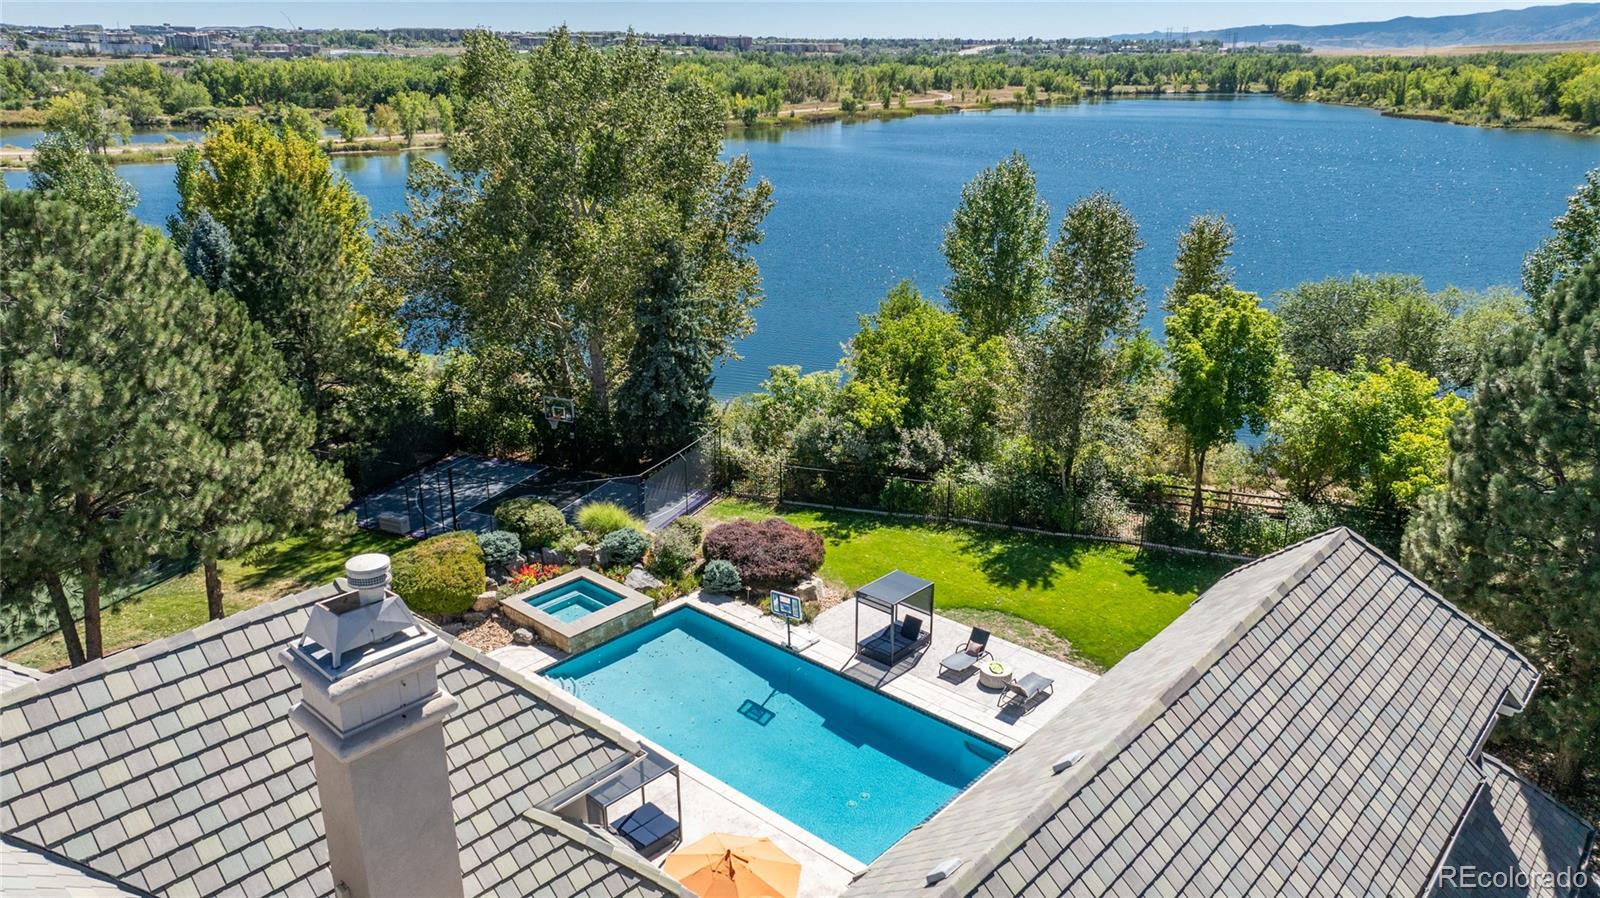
[
  {"xmin": 272, "ymin": 103, "xmax": 322, "ymax": 143},
  {"xmin": 330, "ymin": 105, "xmax": 367, "ymax": 142},
  {"xmin": 940, "ymin": 151, "xmax": 1050, "ymax": 340},
  {"xmin": 1437, "ymin": 287, "xmax": 1529, "ymax": 391},
  {"xmin": 42, "ymin": 91, "xmax": 128, "ymax": 153},
  {"xmin": 1521, "ymin": 167, "xmax": 1598, "ymax": 309},
  {"xmin": 393, "ymin": 91, "xmax": 431, "ymax": 145},
  {"xmin": 377, "ymin": 29, "xmax": 771, "ymax": 446},
  {"xmin": 181, "ymin": 210, "xmax": 233, "ymax": 293},
  {"xmin": 0, "ymin": 192, "xmax": 339, "ymax": 660},
  {"xmin": 1163, "ymin": 287, "xmax": 1288, "ymax": 523},
  {"xmin": 26, "ymin": 131, "xmax": 136, "ymax": 223},
  {"xmin": 371, "ymin": 102, "xmax": 400, "ymax": 138},
  {"xmin": 118, "ymin": 87, "xmax": 163, "ymax": 126},
  {"xmin": 1275, "ymin": 273, "xmax": 1450, "ymax": 379},
  {"xmin": 1166, "ymin": 213, "xmax": 1234, "ymax": 312},
  {"xmin": 1026, "ymin": 192, "xmax": 1145, "ymax": 496},
  {"xmin": 613, "ymin": 241, "xmax": 715, "ymax": 455},
  {"xmin": 1404, "ymin": 258, "xmax": 1600, "ymax": 804}
]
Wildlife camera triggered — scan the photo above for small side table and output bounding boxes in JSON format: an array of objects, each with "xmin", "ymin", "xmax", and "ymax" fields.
[{"xmin": 977, "ymin": 660, "xmax": 1013, "ymax": 691}]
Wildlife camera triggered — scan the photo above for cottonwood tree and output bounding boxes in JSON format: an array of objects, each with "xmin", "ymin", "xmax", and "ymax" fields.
[
  {"xmin": 378, "ymin": 29, "xmax": 771, "ymax": 446},
  {"xmin": 26, "ymin": 131, "xmax": 136, "ymax": 222},
  {"xmin": 1275, "ymin": 273, "xmax": 1450, "ymax": 380},
  {"xmin": 1521, "ymin": 167, "xmax": 1598, "ymax": 308},
  {"xmin": 613, "ymin": 242, "xmax": 715, "ymax": 455},
  {"xmin": 1025, "ymin": 192, "xmax": 1145, "ymax": 498},
  {"xmin": 0, "ymin": 193, "xmax": 339, "ymax": 660},
  {"xmin": 1163, "ymin": 287, "xmax": 1287, "ymax": 524},
  {"xmin": 940, "ymin": 151, "xmax": 1050, "ymax": 340},
  {"xmin": 1166, "ymin": 213, "xmax": 1234, "ymax": 312},
  {"xmin": 1404, "ymin": 258, "xmax": 1599, "ymax": 804}
]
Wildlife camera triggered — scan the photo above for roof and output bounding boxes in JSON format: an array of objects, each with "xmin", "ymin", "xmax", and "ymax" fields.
[
  {"xmin": 846, "ymin": 528, "xmax": 1559, "ymax": 898},
  {"xmin": 0, "ymin": 584, "xmax": 688, "ymax": 898},
  {"xmin": 2, "ymin": 836, "xmax": 149, "ymax": 897},
  {"xmin": 1, "ymin": 659, "xmax": 44, "ymax": 694},
  {"xmin": 856, "ymin": 570, "xmax": 934, "ymax": 611},
  {"xmin": 1430, "ymin": 755, "xmax": 1597, "ymax": 898}
]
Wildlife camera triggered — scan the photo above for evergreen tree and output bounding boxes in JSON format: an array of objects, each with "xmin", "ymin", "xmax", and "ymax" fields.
[
  {"xmin": 941, "ymin": 151, "xmax": 1051, "ymax": 340},
  {"xmin": 1404, "ymin": 257, "xmax": 1599, "ymax": 804},
  {"xmin": 1521, "ymin": 167, "xmax": 1598, "ymax": 308},
  {"xmin": 181, "ymin": 210, "xmax": 233, "ymax": 292},
  {"xmin": 614, "ymin": 242, "xmax": 714, "ymax": 455},
  {"xmin": 1166, "ymin": 213, "xmax": 1234, "ymax": 312}
]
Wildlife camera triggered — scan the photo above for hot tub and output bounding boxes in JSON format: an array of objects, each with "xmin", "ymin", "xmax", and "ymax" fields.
[{"xmin": 500, "ymin": 569, "xmax": 654, "ymax": 653}]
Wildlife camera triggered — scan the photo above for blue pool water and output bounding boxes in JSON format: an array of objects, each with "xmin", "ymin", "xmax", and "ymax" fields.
[
  {"xmin": 528, "ymin": 579, "xmax": 621, "ymax": 623},
  {"xmin": 546, "ymin": 608, "xmax": 1006, "ymax": 861}
]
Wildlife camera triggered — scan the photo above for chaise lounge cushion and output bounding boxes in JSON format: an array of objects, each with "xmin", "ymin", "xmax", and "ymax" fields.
[{"xmin": 615, "ymin": 802, "xmax": 680, "ymax": 854}]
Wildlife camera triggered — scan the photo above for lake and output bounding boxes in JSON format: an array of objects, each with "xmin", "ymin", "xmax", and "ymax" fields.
[{"xmin": 6, "ymin": 95, "xmax": 1596, "ymax": 397}]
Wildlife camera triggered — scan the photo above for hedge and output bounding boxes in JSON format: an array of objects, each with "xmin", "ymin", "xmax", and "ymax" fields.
[
  {"xmin": 494, "ymin": 498, "xmax": 568, "ymax": 548},
  {"xmin": 703, "ymin": 518, "xmax": 824, "ymax": 590},
  {"xmin": 391, "ymin": 531, "xmax": 485, "ymax": 616}
]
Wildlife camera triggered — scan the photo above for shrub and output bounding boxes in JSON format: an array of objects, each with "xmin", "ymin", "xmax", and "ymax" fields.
[
  {"xmin": 650, "ymin": 526, "xmax": 698, "ymax": 579},
  {"xmin": 599, "ymin": 528, "xmax": 649, "ymax": 566},
  {"xmin": 576, "ymin": 501, "xmax": 644, "ymax": 537},
  {"xmin": 477, "ymin": 530, "xmax": 521, "ymax": 566},
  {"xmin": 391, "ymin": 531, "xmax": 485, "ymax": 616},
  {"xmin": 702, "ymin": 518, "xmax": 824, "ymax": 590},
  {"xmin": 494, "ymin": 499, "xmax": 567, "ymax": 548},
  {"xmin": 1206, "ymin": 506, "xmax": 1286, "ymax": 556},
  {"xmin": 700, "ymin": 559, "xmax": 743, "ymax": 595},
  {"xmin": 667, "ymin": 515, "xmax": 704, "ymax": 547}
]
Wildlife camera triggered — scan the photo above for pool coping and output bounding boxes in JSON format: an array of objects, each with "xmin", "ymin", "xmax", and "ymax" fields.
[{"xmin": 499, "ymin": 568, "xmax": 654, "ymax": 652}]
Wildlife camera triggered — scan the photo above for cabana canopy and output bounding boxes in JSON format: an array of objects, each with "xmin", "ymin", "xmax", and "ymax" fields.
[{"xmin": 854, "ymin": 570, "xmax": 934, "ymax": 665}]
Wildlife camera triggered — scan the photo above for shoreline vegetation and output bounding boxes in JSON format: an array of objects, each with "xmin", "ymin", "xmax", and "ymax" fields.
[{"xmin": 5, "ymin": 84, "xmax": 1591, "ymax": 170}]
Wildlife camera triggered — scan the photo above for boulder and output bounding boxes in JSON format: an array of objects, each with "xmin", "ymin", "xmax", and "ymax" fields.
[
  {"xmin": 540, "ymin": 547, "xmax": 564, "ymax": 565},
  {"xmin": 624, "ymin": 566, "xmax": 663, "ymax": 591},
  {"xmin": 473, "ymin": 590, "xmax": 499, "ymax": 612},
  {"xmin": 574, "ymin": 543, "xmax": 596, "ymax": 567},
  {"xmin": 512, "ymin": 628, "xmax": 535, "ymax": 646},
  {"xmin": 440, "ymin": 622, "xmax": 465, "ymax": 635},
  {"xmin": 463, "ymin": 611, "xmax": 487, "ymax": 627},
  {"xmin": 485, "ymin": 575, "xmax": 497, "ymax": 591},
  {"xmin": 796, "ymin": 576, "xmax": 824, "ymax": 604}
]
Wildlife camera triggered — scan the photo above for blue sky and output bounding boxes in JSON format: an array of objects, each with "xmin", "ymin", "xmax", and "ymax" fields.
[{"xmin": 4, "ymin": 2, "xmax": 1582, "ymax": 39}]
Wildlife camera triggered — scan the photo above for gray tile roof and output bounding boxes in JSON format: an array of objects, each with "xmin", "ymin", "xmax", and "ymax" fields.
[
  {"xmin": 2, "ymin": 836, "xmax": 149, "ymax": 897},
  {"xmin": 846, "ymin": 528, "xmax": 1568, "ymax": 898},
  {"xmin": 2, "ymin": 659, "xmax": 45, "ymax": 694},
  {"xmin": 1430, "ymin": 755, "xmax": 1597, "ymax": 898},
  {"xmin": 0, "ymin": 584, "xmax": 688, "ymax": 898}
]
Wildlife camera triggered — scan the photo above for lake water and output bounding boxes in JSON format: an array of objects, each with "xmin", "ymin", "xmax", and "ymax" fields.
[{"xmin": 6, "ymin": 96, "xmax": 1595, "ymax": 397}]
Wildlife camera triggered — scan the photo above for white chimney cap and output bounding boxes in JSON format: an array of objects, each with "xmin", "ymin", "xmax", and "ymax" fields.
[
  {"xmin": 926, "ymin": 857, "xmax": 963, "ymax": 885},
  {"xmin": 345, "ymin": 553, "xmax": 391, "ymax": 603}
]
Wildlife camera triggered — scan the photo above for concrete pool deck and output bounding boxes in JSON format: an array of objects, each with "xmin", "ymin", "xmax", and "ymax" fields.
[{"xmin": 487, "ymin": 590, "xmax": 1099, "ymax": 896}]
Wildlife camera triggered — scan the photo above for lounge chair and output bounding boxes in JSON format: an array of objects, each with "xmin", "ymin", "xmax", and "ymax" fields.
[
  {"xmin": 612, "ymin": 801, "xmax": 680, "ymax": 858},
  {"xmin": 858, "ymin": 615, "xmax": 929, "ymax": 664},
  {"xmin": 938, "ymin": 627, "xmax": 991, "ymax": 675},
  {"xmin": 1000, "ymin": 672, "xmax": 1055, "ymax": 712}
]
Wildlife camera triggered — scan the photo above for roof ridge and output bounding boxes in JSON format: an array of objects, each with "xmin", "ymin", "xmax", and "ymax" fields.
[
  {"xmin": 927, "ymin": 528, "xmax": 1353, "ymax": 898},
  {"xmin": 519, "ymin": 808, "xmax": 693, "ymax": 897}
]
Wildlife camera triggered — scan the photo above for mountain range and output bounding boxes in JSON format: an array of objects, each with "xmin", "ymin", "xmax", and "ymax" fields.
[{"xmin": 1109, "ymin": 2, "xmax": 1600, "ymax": 49}]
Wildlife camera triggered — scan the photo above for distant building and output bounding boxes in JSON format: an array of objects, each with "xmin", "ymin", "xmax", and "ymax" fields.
[
  {"xmin": 165, "ymin": 31, "xmax": 212, "ymax": 52},
  {"xmin": 756, "ymin": 41, "xmax": 845, "ymax": 54}
]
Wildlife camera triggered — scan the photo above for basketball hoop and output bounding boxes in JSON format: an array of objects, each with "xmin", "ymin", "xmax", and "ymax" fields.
[{"xmin": 543, "ymin": 396, "xmax": 576, "ymax": 429}]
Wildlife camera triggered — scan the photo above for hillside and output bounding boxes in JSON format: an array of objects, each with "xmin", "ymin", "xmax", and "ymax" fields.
[{"xmin": 1110, "ymin": 2, "xmax": 1600, "ymax": 49}]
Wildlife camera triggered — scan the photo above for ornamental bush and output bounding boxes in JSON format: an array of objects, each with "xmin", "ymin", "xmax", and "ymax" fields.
[
  {"xmin": 702, "ymin": 518, "xmax": 824, "ymax": 590},
  {"xmin": 700, "ymin": 559, "xmax": 742, "ymax": 595},
  {"xmin": 599, "ymin": 527, "xmax": 649, "ymax": 567},
  {"xmin": 477, "ymin": 530, "xmax": 521, "ymax": 566},
  {"xmin": 667, "ymin": 515, "xmax": 704, "ymax": 547},
  {"xmin": 650, "ymin": 526, "xmax": 698, "ymax": 578},
  {"xmin": 391, "ymin": 531, "xmax": 485, "ymax": 616},
  {"xmin": 494, "ymin": 498, "xmax": 567, "ymax": 548},
  {"xmin": 576, "ymin": 501, "xmax": 644, "ymax": 537}
]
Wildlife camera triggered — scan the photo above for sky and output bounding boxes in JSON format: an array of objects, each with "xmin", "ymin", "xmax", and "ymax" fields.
[{"xmin": 3, "ymin": 1, "xmax": 1584, "ymax": 40}]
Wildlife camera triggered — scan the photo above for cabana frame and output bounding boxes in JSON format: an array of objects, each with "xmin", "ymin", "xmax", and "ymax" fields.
[{"xmin": 853, "ymin": 570, "xmax": 935, "ymax": 665}]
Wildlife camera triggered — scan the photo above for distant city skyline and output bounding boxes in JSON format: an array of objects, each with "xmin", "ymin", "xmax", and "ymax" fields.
[{"xmin": 4, "ymin": 1, "xmax": 1587, "ymax": 40}]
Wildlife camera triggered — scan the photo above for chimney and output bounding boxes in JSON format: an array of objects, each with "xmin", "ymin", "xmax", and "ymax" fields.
[{"xmin": 279, "ymin": 553, "xmax": 465, "ymax": 898}]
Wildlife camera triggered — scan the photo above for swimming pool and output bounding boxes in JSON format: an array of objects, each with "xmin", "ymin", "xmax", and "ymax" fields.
[
  {"xmin": 546, "ymin": 608, "xmax": 1006, "ymax": 862},
  {"xmin": 528, "ymin": 578, "xmax": 622, "ymax": 623}
]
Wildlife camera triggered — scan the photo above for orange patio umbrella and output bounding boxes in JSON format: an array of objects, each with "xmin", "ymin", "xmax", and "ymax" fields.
[{"xmin": 663, "ymin": 832, "xmax": 801, "ymax": 898}]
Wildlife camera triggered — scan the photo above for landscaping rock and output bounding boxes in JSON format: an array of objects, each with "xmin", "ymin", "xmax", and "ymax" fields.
[
  {"xmin": 463, "ymin": 611, "xmax": 487, "ymax": 626},
  {"xmin": 512, "ymin": 628, "xmax": 535, "ymax": 646},
  {"xmin": 540, "ymin": 547, "xmax": 564, "ymax": 565},
  {"xmin": 440, "ymin": 622, "xmax": 465, "ymax": 635},
  {"xmin": 624, "ymin": 566, "xmax": 663, "ymax": 591},
  {"xmin": 484, "ymin": 575, "xmax": 497, "ymax": 591},
  {"xmin": 473, "ymin": 590, "xmax": 499, "ymax": 612},
  {"xmin": 796, "ymin": 576, "xmax": 824, "ymax": 603},
  {"xmin": 574, "ymin": 543, "xmax": 596, "ymax": 567}
]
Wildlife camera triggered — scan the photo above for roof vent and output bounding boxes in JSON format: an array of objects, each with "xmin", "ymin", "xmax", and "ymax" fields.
[
  {"xmin": 299, "ymin": 554, "xmax": 418, "ymax": 670},
  {"xmin": 926, "ymin": 857, "xmax": 963, "ymax": 885},
  {"xmin": 1052, "ymin": 750, "xmax": 1085, "ymax": 774},
  {"xmin": 344, "ymin": 552, "xmax": 392, "ymax": 603}
]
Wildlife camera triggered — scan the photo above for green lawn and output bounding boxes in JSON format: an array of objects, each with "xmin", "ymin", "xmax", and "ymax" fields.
[
  {"xmin": 701, "ymin": 499, "xmax": 1236, "ymax": 670},
  {"xmin": 7, "ymin": 527, "xmax": 411, "ymax": 672}
]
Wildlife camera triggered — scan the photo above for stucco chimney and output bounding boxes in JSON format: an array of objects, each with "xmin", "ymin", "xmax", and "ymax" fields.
[{"xmin": 279, "ymin": 553, "xmax": 465, "ymax": 898}]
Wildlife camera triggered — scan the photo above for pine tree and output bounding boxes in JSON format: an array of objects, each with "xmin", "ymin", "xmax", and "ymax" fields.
[
  {"xmin": 1404, "ymin": 257, "xmax": 1599, "ymax": 804},
  {"xmin": 613, "ymin": 242, "xmax": 714, "ymax": 455}
]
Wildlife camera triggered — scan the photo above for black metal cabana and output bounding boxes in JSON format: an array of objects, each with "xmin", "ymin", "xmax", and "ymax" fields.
[{"xmin": 854, "ymin": 570, "xmax": 934, "ymax": 665}]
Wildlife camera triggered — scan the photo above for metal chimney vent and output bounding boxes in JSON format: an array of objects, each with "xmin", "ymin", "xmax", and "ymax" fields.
[{"xmin": 298, "ymin": 554, "xmax": 421, "ymax": 671}]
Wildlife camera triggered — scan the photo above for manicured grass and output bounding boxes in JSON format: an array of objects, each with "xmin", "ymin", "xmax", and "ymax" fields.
[
  {"xmin": 700, "ymin": 499, "xmax": 1236, "ymax": 670},
  {"xmin": 6, "ymin": 528, "xmax": 411, "ymax": 672}
]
